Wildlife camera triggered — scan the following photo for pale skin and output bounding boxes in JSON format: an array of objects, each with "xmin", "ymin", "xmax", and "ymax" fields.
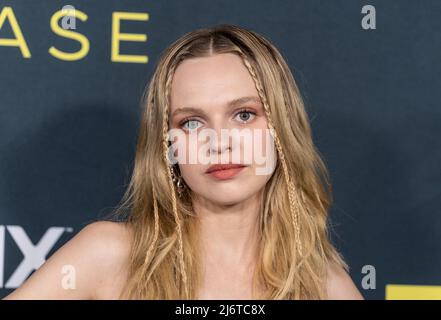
[{"xmin": 3, "ymin": 53, "xmax": 364, "ymax": 300}]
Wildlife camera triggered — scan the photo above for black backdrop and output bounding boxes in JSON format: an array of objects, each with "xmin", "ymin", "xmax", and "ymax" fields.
[{"xmin": 1, "ymin": 0, "xmax": 440, "ymax": 300}]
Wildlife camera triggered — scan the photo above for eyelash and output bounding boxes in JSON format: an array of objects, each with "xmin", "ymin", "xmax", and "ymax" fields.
[{"xmin": 178, "ymin": 108, "xmax": 257, "ymax": 130}]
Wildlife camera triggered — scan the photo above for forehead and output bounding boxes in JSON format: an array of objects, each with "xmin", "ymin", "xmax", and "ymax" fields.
[{"xmin": 170, "ymin": 53, "xmax": 259, "ymax": 111}]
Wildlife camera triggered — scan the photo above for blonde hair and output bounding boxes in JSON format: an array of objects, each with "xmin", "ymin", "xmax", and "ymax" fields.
[{"xmin": 113, "ymin": 24, "xmax": 348, "ymax": 299}]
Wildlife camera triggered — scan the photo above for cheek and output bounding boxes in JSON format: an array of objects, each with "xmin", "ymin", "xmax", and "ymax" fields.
[
  {"xmin": 172, "ymin": 133, "xmax": 208, "ymax": 165},
  {"xmin": 242, "ymin": 126, "xmax": 276, "ymax": 169},
  {"xmin": 179, "ymin": 163, "xmax": 202, "ymax": 184}
]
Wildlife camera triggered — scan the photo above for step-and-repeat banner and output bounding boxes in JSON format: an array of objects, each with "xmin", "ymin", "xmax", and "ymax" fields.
[{"xmin": 1, "ymin": 0, "xmax": 440, "ymax": 299}]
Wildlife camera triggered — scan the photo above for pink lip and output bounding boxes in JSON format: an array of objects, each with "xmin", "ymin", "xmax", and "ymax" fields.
[{"xmin": 206, "ymin": 165, "xmax": 246, "ymax": 180}]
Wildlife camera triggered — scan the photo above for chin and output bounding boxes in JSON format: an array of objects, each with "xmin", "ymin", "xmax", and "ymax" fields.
[
  {"xmin": 208, "ymin": 187, "xmax": 258, "ymax": 204},
  {"xmin": 209, "ymin": 196, "xmax": 248, "ymax": 207}
]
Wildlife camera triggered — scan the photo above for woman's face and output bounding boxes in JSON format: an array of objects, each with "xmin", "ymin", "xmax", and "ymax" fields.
[{"xmin": 169, "ymin": 53, "xmax": 277, "ymax": 206}]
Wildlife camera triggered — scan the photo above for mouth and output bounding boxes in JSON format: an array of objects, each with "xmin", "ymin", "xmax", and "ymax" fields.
[{"xmin": 205, "ymin": 164, "xmax": 247, "ymax": 180}]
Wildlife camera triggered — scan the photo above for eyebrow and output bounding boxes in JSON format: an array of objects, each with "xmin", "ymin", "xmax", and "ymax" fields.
[{"xmin": 171, "ymin": 96, "xmax": 262, "ymax": 118}]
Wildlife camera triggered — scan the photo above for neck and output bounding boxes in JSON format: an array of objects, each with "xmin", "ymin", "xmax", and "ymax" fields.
[{"xmin": 192, "ymin": 191, "xmax": 262, "ymax": 268}]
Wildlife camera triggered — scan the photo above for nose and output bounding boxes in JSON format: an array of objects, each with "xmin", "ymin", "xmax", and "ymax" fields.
[{"xmin": 208, "ymin": 126, "xmax": 232, "ymax": 155}]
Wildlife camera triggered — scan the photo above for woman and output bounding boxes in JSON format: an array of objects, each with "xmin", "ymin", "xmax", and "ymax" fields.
[{"xmin": 4, "ymin": 24, "xmax": 363, "ymax": 300}]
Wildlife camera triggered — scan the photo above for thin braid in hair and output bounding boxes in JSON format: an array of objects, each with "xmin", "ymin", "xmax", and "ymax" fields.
[
  {"xmin": 163, "ymin": 64, "xmax": 189, "ymax": 299},
  {"xmin": 240, "ymin": 54, "xmax": 306, "ymax": 299},
  {"xmin": 240, "ymin": 54, "xmax": 304, "ymax": 258},
  {"xmin": 140, "ymin": 93, "xmax": 161, "ymax": 284}
]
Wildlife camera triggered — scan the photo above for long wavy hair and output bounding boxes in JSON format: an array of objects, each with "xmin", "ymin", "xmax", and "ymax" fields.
[{"xmin": 113, "ymin": 24, "xmax": 348, "ymax": 299}]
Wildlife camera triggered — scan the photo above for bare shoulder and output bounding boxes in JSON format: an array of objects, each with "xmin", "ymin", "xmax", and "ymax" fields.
[
  {"xmin": 76, "ymin": 220, "xmax": 133, "ymax": 268},
  {"xmin": 326, "ymin": 263, "xmax": 364, "ymax": 300},
  {"xmin": 3, "ymin": 220, "xmax": 132, "ymax": 300},
  {"xmin": 78, "ymin": 220, "xmax": 133, "ymax": 255}
]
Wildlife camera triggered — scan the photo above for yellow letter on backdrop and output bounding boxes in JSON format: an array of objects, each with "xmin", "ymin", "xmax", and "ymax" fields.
[
  {"xmin": 111, "ymin": 12, "xmax": 149, "ymax": 63},
  {"xmin": 49, "ymin": 8, "xmax": 89, "ymax": 61},
  {"xmin": 0, "ymin": 7, "xmax": 31, "ymax": 58}
]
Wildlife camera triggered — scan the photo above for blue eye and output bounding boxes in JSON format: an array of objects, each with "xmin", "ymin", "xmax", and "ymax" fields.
[
  {"xmin": 235, "ymin": 110, "xmax": 256, "ymax": 123},
  {"xmin": 181, "ymin": 119, "xmax": 202, "ymax": 131}
]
